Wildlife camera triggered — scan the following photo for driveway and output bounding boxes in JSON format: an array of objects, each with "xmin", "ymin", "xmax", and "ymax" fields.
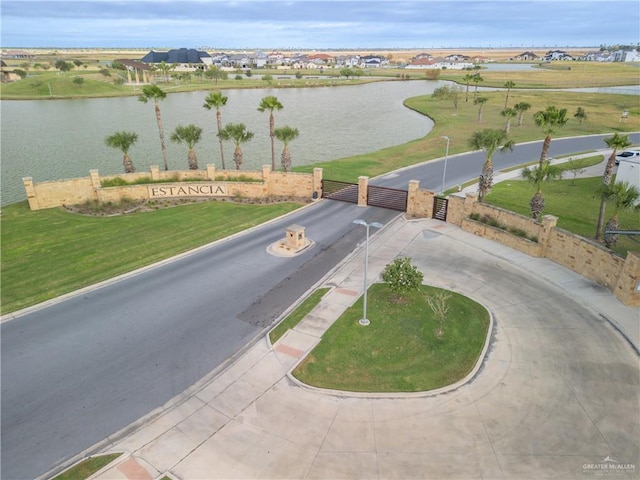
[{"xmin": 91, "ymin": 218, "xmax": 639, "ymax": 480}]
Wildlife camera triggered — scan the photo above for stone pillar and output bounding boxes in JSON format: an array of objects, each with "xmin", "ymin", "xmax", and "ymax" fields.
[
  {"xmin": 406, "ymin": 180, "xmax": 420, "ymax": 217},
  {"xmin": 357, "ymin": 176, "xmax": 369, "ymax": 207},
  {"xmin": 614, "ymin": 251, "xmax": 640, "ymax": 307},
  {"xmin": 22, "ymin": 177, "xmax": 40, "ymax": 210},
  {"xmin": 262, "ymin": 165, "xmax": 272, "ymax": 197},
  {"xmin": 150, "ymin": 165, "xmax": 160, "ymax": 181},
  {"xmin": 313, "ymin": 167, "xmax": 323, "ymax": 199},
  {"xmin": 539, "ymin": 215, "xmax": 558, "ymax": 257},
  {"xmin": 89, "ymin": 169, "xmax": 101, "ymax": 189},
  {"xmin": 206, "ymin": 164, "xmax": 216, "ymax": 180}
]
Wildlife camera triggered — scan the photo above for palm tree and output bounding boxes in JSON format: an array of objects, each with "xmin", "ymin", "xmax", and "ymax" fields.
[
  {"xmin": 170, "ymin": 124, "xmax": 203, "ymax": 170},
  {"xmin": 574, "ymin": 107, "xmax": 587, "ymax": 125},
  {"xmin": 503, "ymin": 80, "xmax": 515, "ymax": 108},
  {"xmin": 521, "ymin": 161, "xmax": 563, "ymax": 220},
  {"xmin": 138, "ymin": 84, "xmax": 169, "ymax": 171},
  {"xmin": 471, "ymin": 74, "xmax": 483, "ymax": 101},
  {"xmin": 533, "ymin": 105, "xmax": 568, "ymax": 167},
  {"xmin": 203, "ymin": 91, "xmax": 229, "ymax": 170},
  {"xmin": 468, "ymin": 129, "xmax": 514, "ymax": 202},
  {"xmin": 105, "ymin": 131, "xmax": 138, "ymax": 173},
  {"xmin": 514, "ymin": 102, "xmax": 532, "ymax": 126},
  {"xmin": 257, "ymin": 95, "xmax": 284, "ymax": 171},
  {"xmin": 500, "ymin": 107, "xmax": 517, "ymax": 133},
  {"xmin": 595, "ymin": 133, "xmax": 633, "ymax": 240},
  {"xmin": 601, "ymin": 181, "xmax": 640, "ymax": 249},
  {"xmin": 274, "ymin": 126, "xmax": 300, "ymax": 172},
  {"xmin": 474, "ymin": 96, "xmax": 488, "ymax": 122},
  {"xmin": 462, "ymin": 73, "xmax": 474, "ymax": 102},
  {"xmin": 218, "ymin": 123, "xmax": 254, "ymax": 170}
]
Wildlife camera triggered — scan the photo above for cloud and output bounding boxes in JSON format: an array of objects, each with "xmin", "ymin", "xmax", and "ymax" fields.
[{"xmin": 2, "ymin": 1, "xmax": 639, "ymax": 48}]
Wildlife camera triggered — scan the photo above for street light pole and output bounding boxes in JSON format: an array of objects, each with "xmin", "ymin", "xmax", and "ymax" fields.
[
  {"xmin": 441, "ymin": 135, "xmax": 450, "ymax": 194},
  {"xmin": 353, "ymin": 219, "xmax": 383, "ymax": 326}
]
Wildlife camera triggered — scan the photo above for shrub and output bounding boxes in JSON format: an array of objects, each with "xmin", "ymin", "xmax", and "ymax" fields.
[
  {"xmin": 381, "ymin": 257, "xmax": 424, "ymax": 299},
  {"xmin": 101, "ymin": 177, "xmax": 128, "ymax": 187}
]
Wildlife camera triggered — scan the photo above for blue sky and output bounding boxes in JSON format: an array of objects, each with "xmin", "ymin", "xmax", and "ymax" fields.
[{"xmin": 2, "ymin": 0, "xmax": 639, "ymax": 49}]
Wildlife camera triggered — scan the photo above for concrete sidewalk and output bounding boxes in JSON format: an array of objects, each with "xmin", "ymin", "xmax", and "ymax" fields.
[{"xmin": 68, "ymin": 211, "xmax": 639, "ymax": 480}]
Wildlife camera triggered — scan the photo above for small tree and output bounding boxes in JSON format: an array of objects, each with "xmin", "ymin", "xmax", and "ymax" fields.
[
  {"xmin": 426, "ymin": 290, "xmax": 452, "ymax": 337},
  {"xmin": 381, "ymin": 257, "xmax": 424, "ymax": 301},
  {"xmin": 105, "ymin": 131, "xmax": 138, "ymax": 173},
  {"xmin": 601, "ymin": 181, "xmax": 640, "ymax": 249},
  {"xmin": 566, "ymin": 159, "xmax": 586, "ymax": 185},
  {"xmin": 574, "ymin": 107, "xmax": 587, "ymax": 125}
]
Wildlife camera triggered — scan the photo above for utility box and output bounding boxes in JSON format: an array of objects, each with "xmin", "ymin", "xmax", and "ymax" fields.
[{"xmin": 285, "ymin": 224, "xmax": 306, "ymax": 250}]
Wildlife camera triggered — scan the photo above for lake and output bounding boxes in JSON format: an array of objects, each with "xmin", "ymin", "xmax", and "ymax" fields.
[{"xmin": 1, "ymin": 80, "xmax": 442, "ymax": 205}]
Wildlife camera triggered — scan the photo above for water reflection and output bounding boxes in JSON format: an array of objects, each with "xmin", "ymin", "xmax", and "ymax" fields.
[{"xmin": 1, "ymin": 81, "xmax": 439, "ymax": 205}]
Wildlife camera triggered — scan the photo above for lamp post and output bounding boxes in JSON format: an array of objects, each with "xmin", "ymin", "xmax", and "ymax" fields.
[
  {"xmin": 441, "ymin": 135, "xmax": 450, "ymax": 194},
  {"xmin": 353, "ymin": 219, "xmax": 383, "ymax": 326}
]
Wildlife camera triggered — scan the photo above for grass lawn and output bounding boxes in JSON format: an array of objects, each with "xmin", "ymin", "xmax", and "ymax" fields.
[
  {"xmin": 485, "ymin": 175, "xmax": 640, "ymax": 257},
  {"xmin": 0, "ymin": 200, "xmax": 302, "ymax": 314},
  {"xmin": 52, "ymin": 453, "xmax": 122, "ymax": 480},
  {"xmin": 293, "ymin": 283, "xmax": 490, "ymax": 393},
  {"xmin": 269, "ymin": 287, "xmax": 330, "ymax": 344}
]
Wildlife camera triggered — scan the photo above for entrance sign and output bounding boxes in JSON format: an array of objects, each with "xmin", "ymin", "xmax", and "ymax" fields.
[{"xmin": 148, "ymin": 184, "xmax": 228, "ymax": 198}]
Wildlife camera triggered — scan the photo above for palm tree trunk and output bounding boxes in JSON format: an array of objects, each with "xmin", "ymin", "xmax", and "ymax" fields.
[
  {"xmin": 529, "ymin": 190, "xmax": 545, "ymax": 220},
  {"xmin": 518, "ymin": 112, "xmax": 524, "ymax": 126},
  {"xmin": 269, "ymin": 113, "xmax": 276, "ymax": 171},
  {"xmin": 123, "ymin": 153, "xmax": 135, "ymax": 173},
  {"xmin": 595, "ymin": 152, "xmax": 618, "ymax": 240},
  {"xmin": 188, "ymin": 149, "xmax": 198, "ymax": 170},
  {"xmin": 234, "ymin": 146, "xmax": 243, "ymax": 170},
  {"xmin": 155, "ymin": 103, "xmax": 169, "ymax": 171},
  {"xmin": 539, "ymin": 134, "xmax": 551, "ymax": 167},
  {"xmin": 478, "ymin": 159, "xmax": 493, "ymax": 202},
  {"xmin": 281, "ymin": 146, "xmax": 291, "ymax": 172},
  {"xmin": 216, "ymin": 110, "xmax": 226, "ymax": 170},
  {"xmin": 604, "ymin": 216, "xmax": 619, "ymax": 248}
]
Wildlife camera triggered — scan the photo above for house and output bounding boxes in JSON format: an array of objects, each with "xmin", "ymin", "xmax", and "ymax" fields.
[
  {"xmin": 405, "ymin": 57, "xmax": 474, "ymax": 70},
  {"xmin": 543, "ymin": 50, "xmax": 574, "ymax": 61},
  {"xmin": 141, "ymin": 48, "xmax": 213, "ymax": 68},
  {"xmin": 512, "ymin": 51, "xmax": 540, "ymax": 61},
  {"xmin": 444, "ymin": 54, "xmax": 470, "ymax": 62},
  {"xmin": 0, "ymin": 60, "xmax": 21, "ymax": 82},
  {"xmin": 2, "ymin": 50, "xmax": 34, "ymax": 60},
  {"xmin": 413, "ymin": 52, "xmax": 433, "ymax": 61}
]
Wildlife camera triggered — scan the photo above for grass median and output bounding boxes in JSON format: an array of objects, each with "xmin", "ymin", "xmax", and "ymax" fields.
[
  {"xmin": 292, "ymin": 283, "xmax": 490, "ymax": 393},
  {"xmin": 0, "ymin": 200, "xmax": 302, "ymax": 314}
]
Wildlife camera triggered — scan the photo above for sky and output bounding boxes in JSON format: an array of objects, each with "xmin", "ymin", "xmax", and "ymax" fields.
[{"xmin": 2, "ymin": 0, "xmax": 639, "ymax": 50}]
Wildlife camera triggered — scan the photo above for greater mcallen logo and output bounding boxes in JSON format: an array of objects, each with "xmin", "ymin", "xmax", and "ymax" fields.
[{"xmin": 583, "ymin": 456, "xmax": 636, "ymax": 475}]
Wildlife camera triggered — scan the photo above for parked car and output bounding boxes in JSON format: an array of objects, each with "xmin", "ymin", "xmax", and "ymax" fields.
[{"xmin": 615, "ymin": 150, "xmax": 640, "ymax": 165}]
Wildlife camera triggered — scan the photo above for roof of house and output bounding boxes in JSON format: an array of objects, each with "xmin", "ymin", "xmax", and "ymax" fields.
[{"xmin": 141, "ymin": 48, "xmax": 212, "ymax": 64}]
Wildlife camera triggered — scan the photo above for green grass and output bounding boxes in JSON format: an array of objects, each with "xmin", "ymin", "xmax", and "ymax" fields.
[
  {"xmin": 269, "ymin": 287, "xmax": 330, "ymax": 344},
  {"xmin": 293, "ymin": 283, "xmax": 489, "ymax": 392},
  {"xmin": 52, "ymin": 453, "xmax": 122, "ymax": 480},
  {"xmin": 0, "ymin": 201, "xmax": 302, "ymax": 314},
  {"xmin": 485, "ymin": 176, "xmax": 640, "ymax": 257}
]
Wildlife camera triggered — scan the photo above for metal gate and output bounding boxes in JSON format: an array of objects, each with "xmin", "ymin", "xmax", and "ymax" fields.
[
  {"xmin": 433, "ymin": 196, "xmax": 448, "ymax": 221},
  {"xmin": 322, "ymin": 179, "xmax": 359, "ymax": 204},
  {"xmin": 367, "ymin": 185, "xmax": 408, "ymax": 212}
]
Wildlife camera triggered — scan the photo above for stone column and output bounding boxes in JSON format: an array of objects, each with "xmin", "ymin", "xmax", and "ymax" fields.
[
  {"xmin": 262, "ymin": 165, "xmax": 272, "ymax": 197},
  {"xmin": 313, "ymin": 168, "xmax": 323, "ymax": 199},
  {"xmin": 22, "ymin": 177, "xmax": 40, "ymax": 210},
  {"xmin": 406, "ymin": 180, "xmax": 420, "ymax": 217},
  {"xmin": 614, "ymin": 251, "xmax": 640, "ymax": 307},
  {"xmin": 150, "ymin": 165, "xmax": 160, "ymax": 181},
  {"xmin": 89, "ymin": 169, "xmax": 101, "ymax": 189},
  {"xmin": 539, "ymin": 214, "xmax": 558, "ymax": 257},
  {"xmin": 357, "ymin": 176, "xmax": 369, "ymax": 207},
  {"xmin": 206, "ymin": 164, "xmax": 216, "ymax": 181}
]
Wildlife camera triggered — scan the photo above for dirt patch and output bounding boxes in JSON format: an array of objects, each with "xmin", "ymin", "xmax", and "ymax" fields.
[{"xmin": 63, "ymin": 196, "xmax": 313, "ymax": 216}]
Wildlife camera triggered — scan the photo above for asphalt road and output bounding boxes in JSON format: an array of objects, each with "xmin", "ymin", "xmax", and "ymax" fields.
[{"xmin": 2, "ymin": 133, "xmax": 639, "ymax": 479}]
